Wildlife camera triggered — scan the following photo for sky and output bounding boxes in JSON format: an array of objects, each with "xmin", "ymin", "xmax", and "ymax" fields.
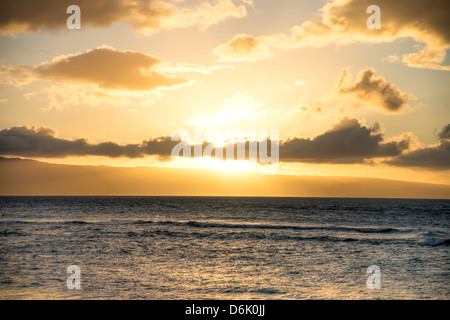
[{"xmin": 0, "ymin": 0, "xmax": 449, "ymax": 190}]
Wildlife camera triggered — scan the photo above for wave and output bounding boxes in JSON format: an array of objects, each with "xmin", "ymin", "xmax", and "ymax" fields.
[
  {"xmin": 0, "ymin": 230, "xmax": 25, "ymax": 237},
  {"xmin": 64, "ymin": 220, "xmax": 90, "ymax": 225},
  {"xmin": 0, "ymin": 220, "xmax": 33, "ymax": 224},
  {"xmin": 127, "ymin": 228, "xmax": 393, "ymax": 245},
  {"xmin": 420, "ymin": 239, "xmax": 450, "ymax": 247},
  {"xmin": 0, "ymin": 219, "xmax": 94, "ymax": 225},
  {"xmin": 0, "ymin": 217, "xmax": 414, "ymax": 235},
  {"xmin": 0, "ymin": 217, "xmax": 418, "ymax": 242},
  {"xmin": 420, "ymin": 230, "xmax": 448, "ymax": 237},
  {"xmin": 138, "ymin": 219, "xmax": 412, "ymax": 235},
  {"xmin": 249, "ymin": 288, "xmax": 286, "ymax": 295}
]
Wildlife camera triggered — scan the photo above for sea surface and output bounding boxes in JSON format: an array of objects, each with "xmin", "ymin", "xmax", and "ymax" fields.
[{"xmin": 0, "ymin": 196, "xmax": 449, "ymax": 300}]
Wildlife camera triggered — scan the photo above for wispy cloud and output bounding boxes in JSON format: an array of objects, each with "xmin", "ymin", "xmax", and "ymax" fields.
[{"xmin": 153, "ymin": 62, "xmax": 234, "ymax": 75}]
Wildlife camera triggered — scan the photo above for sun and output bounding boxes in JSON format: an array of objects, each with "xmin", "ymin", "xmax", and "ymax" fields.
[{"xmin": 171, "ymin": 156, "xmax": 260, "ymax": 172}]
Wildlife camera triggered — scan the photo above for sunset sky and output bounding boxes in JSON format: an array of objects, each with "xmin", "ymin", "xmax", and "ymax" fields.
[{"xmin": 0, "ymin": 0, "xmax": 449, "ymax": 191}]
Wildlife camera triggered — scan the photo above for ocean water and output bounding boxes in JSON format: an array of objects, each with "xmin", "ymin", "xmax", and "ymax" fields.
[{"xmin": 0, "ymin": 196, "xmax": 449, "ymax": 300}]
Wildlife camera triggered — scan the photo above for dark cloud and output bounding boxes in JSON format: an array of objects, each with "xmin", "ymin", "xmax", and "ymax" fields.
[
  {"xmin": 322, "ymin": 0, "xmax": 450, "ymax": 43},
  {"xmin": 0, "ymin": 125, "xmax": 271, "ymax": 162},
  {"xmin": 384, "ymin": 124, "xmax": 450, "ymax": 170},
  {"xmin": 437, "ymin": 124, "xmax": 450, "ymax": 140},
  {"xmin": 0, "ymin": 0, "xmax": 167, "ymax": 34},
  {"xmin": 0, "ymin": 126, "xmax": 177, "ymax": 158},
  {"xmin": 338, "ymin": 68, "xmax": 410, "ymax": 113},
  {"xmin": 2, "ymin": 122, "xmax": 447, "ymax": 169},
  {"xmin": 0, "ymin": 0, "xmax": 251, "ymax": 35},
  {"xmin": 279, "ymin": 118, "xmax": 412, "ymax": 163},
  {"xmin": 385, "ymin": 140, "xmax": 450, "ymax": 170},
  {"xmin": 0, "ymin": 118, "xmax": 415, "ymax": 165}
]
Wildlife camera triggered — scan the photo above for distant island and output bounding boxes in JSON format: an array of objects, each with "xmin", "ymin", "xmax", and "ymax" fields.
[{"xmin": 1, "ymin": 157, "xmax": 448, "ymax": 199}]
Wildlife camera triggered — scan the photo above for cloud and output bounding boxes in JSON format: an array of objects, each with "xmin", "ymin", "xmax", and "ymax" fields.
[
  {"xmin": 153, "ymin": 62, "xmax": 234, "ymax": 74},
  {"xmin": 159, "ymin": 0, "xmax": 252, "ymax": 32},
  {"xmin": 401, "ymin": 42, "xmax": 450, "ymax": 71},
  {"xmin": 0, "ymin": 64, "xmax": 33, "ymax": 85},
  {"xmin": 284, "ymin": 80, "xmax": 305, "ymax": 89},
  {"xmin": 382, "ymin": 55, "xmax": 400, "ymax": 63},
  {"xmin": 384, "ymin": 124, "xmax": 450, "ymax": 170},
  {"xmin": 213, "ymin": 33, "xmax": 278, "ymax": 62},
  {"xmin": 279, "ymin": 117, "xmax": 413, "ymax": 164},
  {"xmin": 288, "ymin": 102, "xmax": 324, "ymax": 116},
  {"xmin": 0, "ymin": 46, "xmax": 189, "ymax": 91},
  {"xmin": 338, "ymin": 68, "xmax": 411, "ymax": 113},
  {"xmin": 213, "ymin": 0, "xmax": 450, "ymax": 70},
  {"xmin": 0, "ymin": 125, "xmax": 177, "ymax": 159},
  {"xmin": 26, "ymin": 83, "xmax": 165, "ymax": 112},
  {"xmin": 437, "ymin": 124, "xmax": 450, "ymax": 140},
  {"xmin": 385, "ymin": 140, "xmax": 450, "ymax": 170},
  {"xmin": 1, "ymin": 121, "xmax": 446, "ymax": 169},
  {"xmin": 0, "ymin": 0, "xmax": 253, "ymax": 35},
  {"xmin": 286, "ymin": 68, "xmax": 412, "ymax": 116},
  {"xmin": 0, "ymin": 118, "xmax": 416, "ymax": 166}
]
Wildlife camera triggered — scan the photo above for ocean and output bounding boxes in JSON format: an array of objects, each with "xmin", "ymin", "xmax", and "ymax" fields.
[{"xmin": 0, "ymin": 196, "xmax": 449, "ymax": 300}]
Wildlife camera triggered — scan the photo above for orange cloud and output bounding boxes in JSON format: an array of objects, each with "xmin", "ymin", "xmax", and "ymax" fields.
[
  {"xmin": 287, "ymin": 68, "xmax": 413, "ymax": 116},
  {"xmin": 1, "ymin": 46, "xmax": 189, "ymax": 91},
  {"xmin": 0, "ymin": 0, "xmax": 252, "ymax": 35},
  {"xmin": 214, "ymin": 0, "xmax": 450, "ymax": 70},
  {"xmin": 338, "ymin": 68, "xmax": 411, "ymax": 113},
  {"xmin": 213, "ymin": 33, "xmax": 277, "ymax": 63}
]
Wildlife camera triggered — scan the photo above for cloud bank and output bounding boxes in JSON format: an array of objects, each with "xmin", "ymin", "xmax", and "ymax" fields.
[
  {"xmin": 3, "ymin": 119, "xmax": 444, "ymax": 168},
  {"xmin": 0, "ymin": 125, "xmax": 177, "ymax": 159}
]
